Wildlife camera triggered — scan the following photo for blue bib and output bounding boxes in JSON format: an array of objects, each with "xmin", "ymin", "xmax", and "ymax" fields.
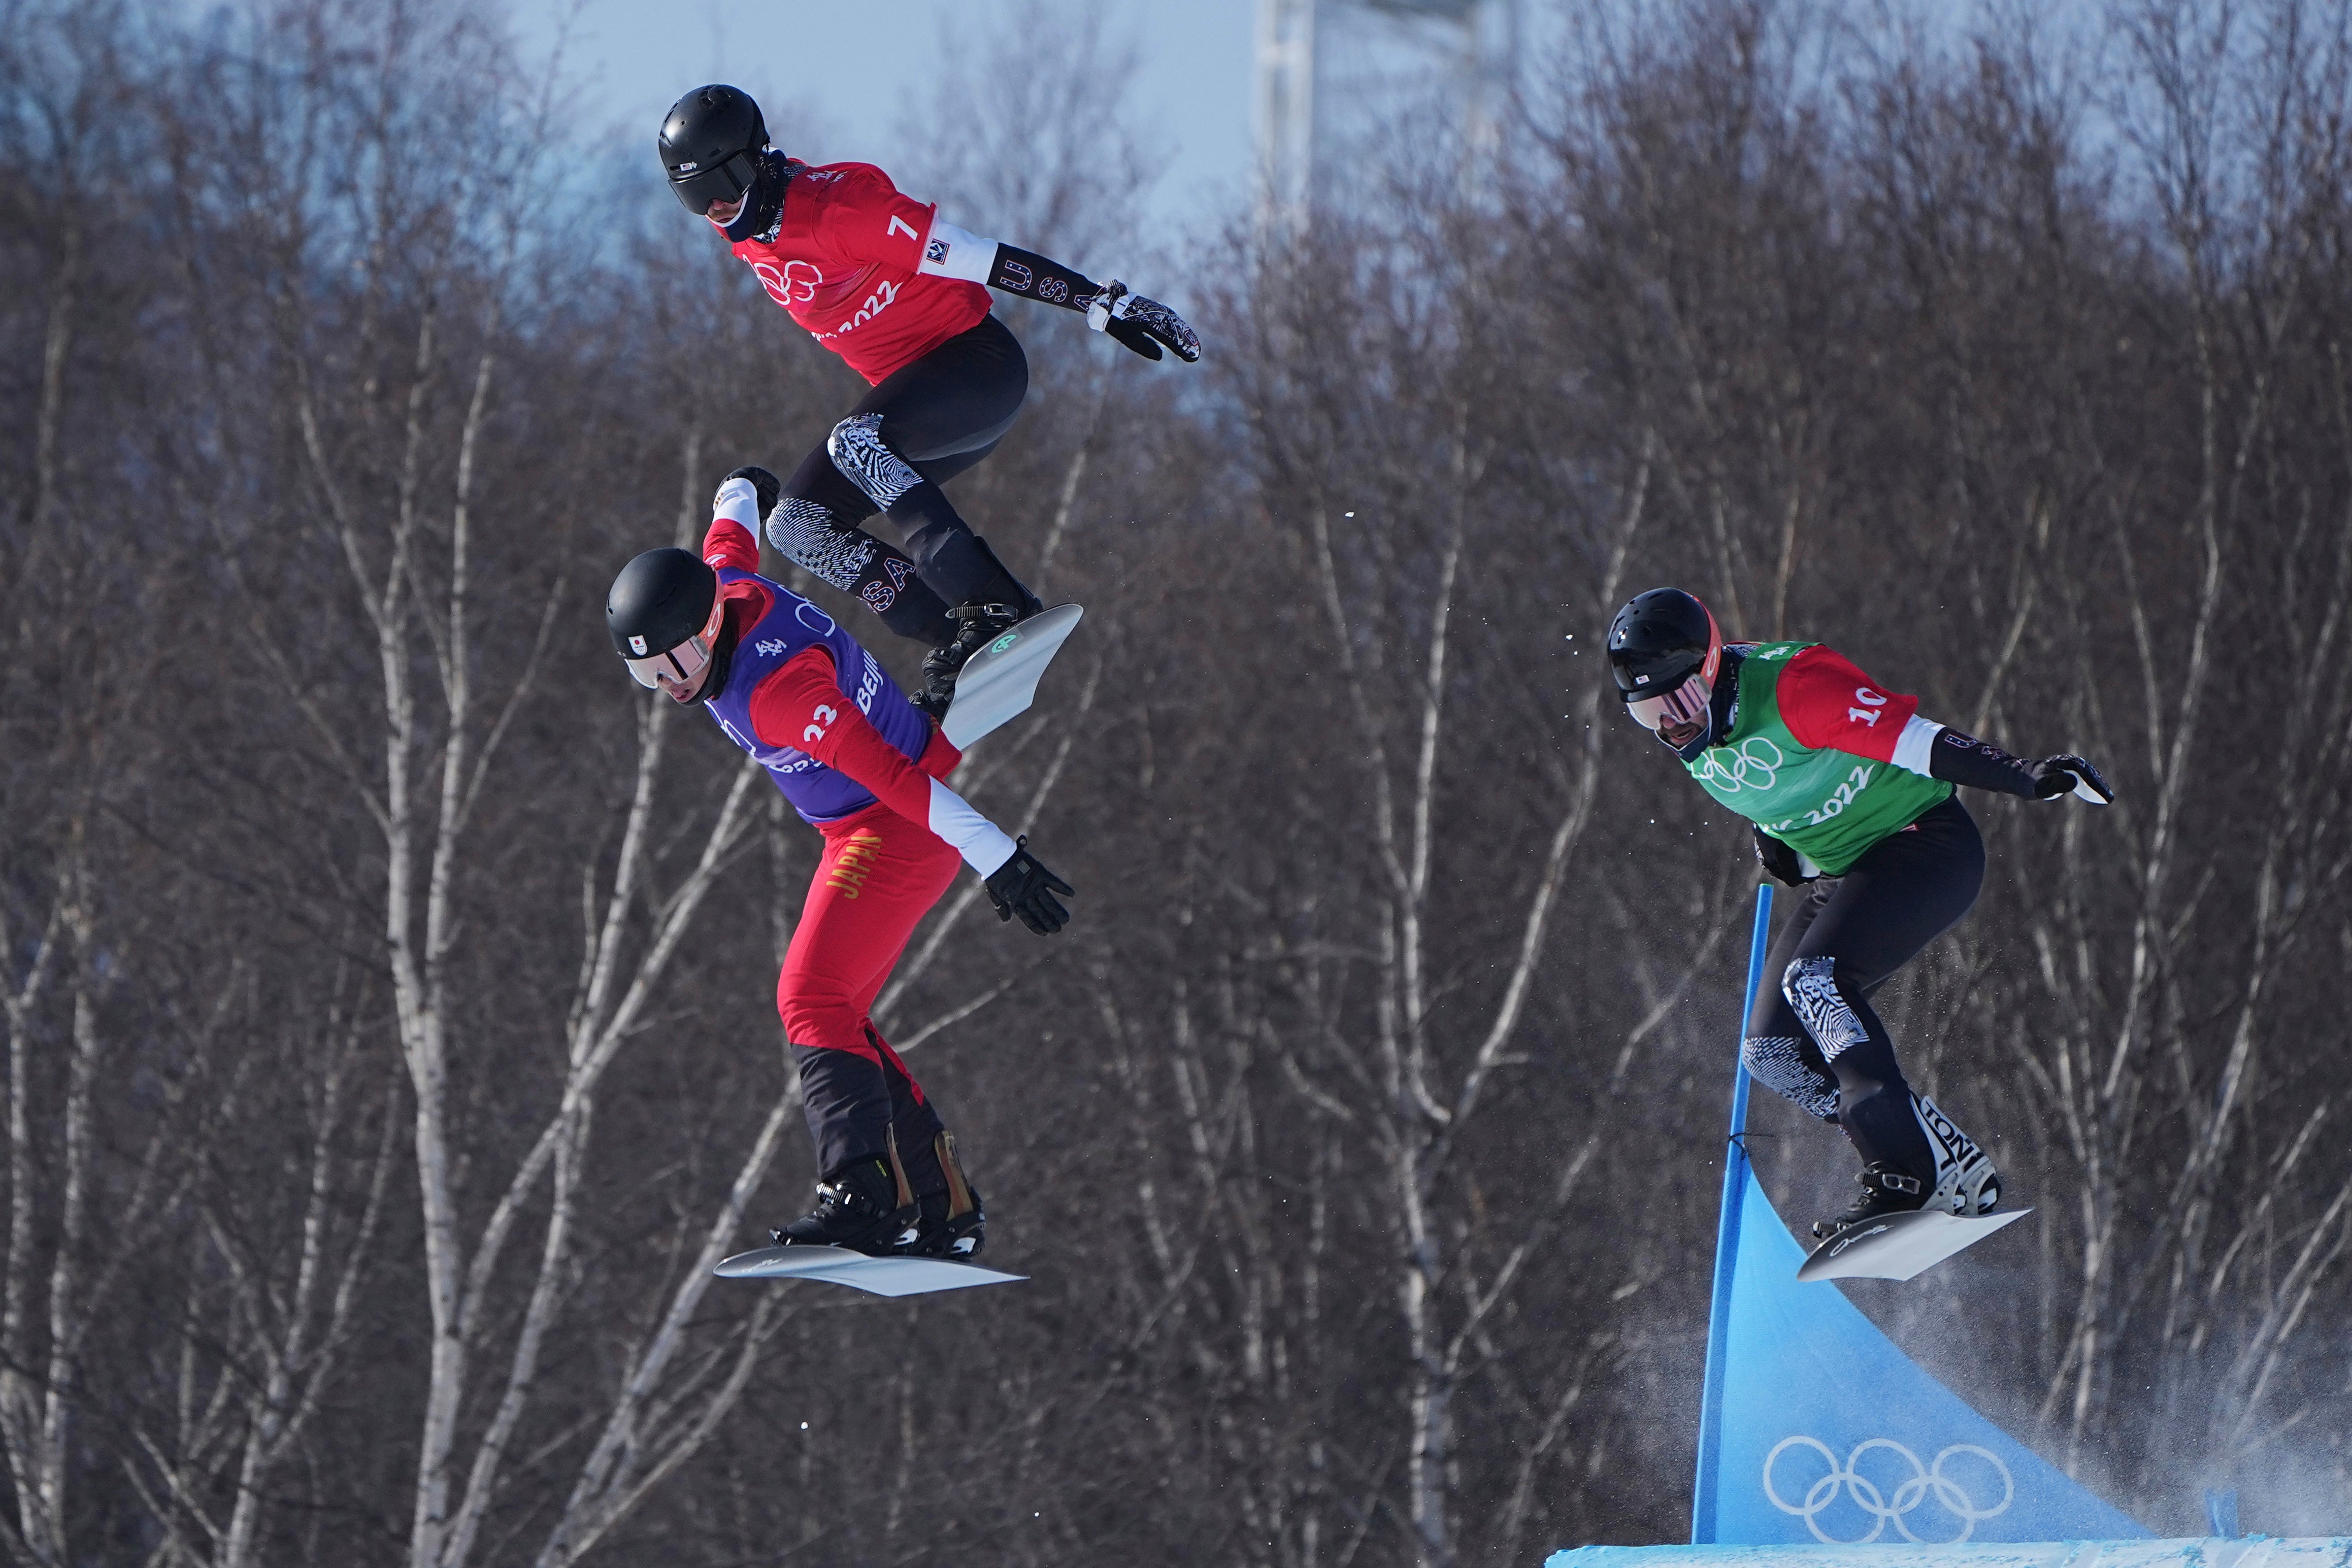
[{"xmin": 704, "ymin": 569, "xmax": 933, "ymax": 824}]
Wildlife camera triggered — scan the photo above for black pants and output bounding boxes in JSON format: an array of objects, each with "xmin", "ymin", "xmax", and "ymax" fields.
[
  {"xmin": 1741, "ymin": 795, "xmax": 1984, "ymax": 1182},
  {"xmin": 771, "ymin": 314, "xmax": 1032, "ymax": 645}
]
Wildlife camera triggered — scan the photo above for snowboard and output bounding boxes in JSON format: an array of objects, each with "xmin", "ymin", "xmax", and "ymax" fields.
[
  {"xmin": 940, "ymin": 604, "xmax": 1084, "ymax": 749},
  {"xmin": 713, "ymin": 1244, "xmax": 1027, "ymax": 1298},
  {"xmin": 1797, "ymin": 1206, "xmax": 2031, "ymax": 1283}
]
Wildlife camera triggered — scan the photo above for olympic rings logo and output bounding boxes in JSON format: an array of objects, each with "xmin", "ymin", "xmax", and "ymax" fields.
[
  {"xmin": 1694, "ymin": 736, "xmax": 1784, "ymax": 792},
  {"xmin": 751, "ymin": 258, "xmax": 823, "ymax": 306},
  {"xmin": 1763, "ymin": 1436, "xmax": 2014, "ymax": 1544}
]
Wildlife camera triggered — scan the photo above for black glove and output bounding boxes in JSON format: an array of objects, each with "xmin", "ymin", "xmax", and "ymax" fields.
[
  {"xmin": 985, "ymin": 837, "xmax": 1074, "ymax": 936},
  {"xmin": 1752, "ymin": 826, "xmax": 1811, "ymax": 886},
  {"xmin": 721, "ymin": 464, "xmax": 780, "ymax": 519},
  {"xmin": 2032, "ymin": 754, "xmax": 2113, "ymax": 804},
  {"xmin": 1087, "ymin": 283, "xmax": 1201, "ymax": 363}
]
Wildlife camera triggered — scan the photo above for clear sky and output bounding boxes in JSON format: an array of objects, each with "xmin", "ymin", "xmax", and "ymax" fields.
[{"xmin": 512, "ymin": 0, "xmax": 1264, "ymax": 233}]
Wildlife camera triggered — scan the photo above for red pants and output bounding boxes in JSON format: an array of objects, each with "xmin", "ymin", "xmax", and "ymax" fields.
[{"xmin": 778, "ymin": 803, "xmax": 963, "ymax": 1183}]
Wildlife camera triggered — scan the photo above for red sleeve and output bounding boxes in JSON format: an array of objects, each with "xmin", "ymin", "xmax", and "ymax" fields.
[
  {"xmin": 819, "ymin": 164, "xmax": 938, "ymax": 270},
  {"xmin": 746, "ymin": 647, "xmax": 959, "ymax": 822},
  {"xmin": 701, "ymin": 516, "xmax": 759, "ymax": 573},
  {"xmin": 1775, "ymin": 646, "xmax": 1920, "ymax": 762}
]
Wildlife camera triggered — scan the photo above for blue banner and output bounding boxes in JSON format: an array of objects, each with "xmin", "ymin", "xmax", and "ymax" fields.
[
  {"xmin": 1692, "ymin": 888, "xmax": 1778, "ymax": 1538},
  {"xmin": 1695, "ymin": 1169, "xmax": 2148, "ymax": 1545},
  {"xmin": 1687, "ymin": 885, "xmax": 2145, "ymax": 1546}
]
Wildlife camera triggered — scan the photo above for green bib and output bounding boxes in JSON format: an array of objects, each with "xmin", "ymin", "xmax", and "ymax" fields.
[{"xmin": 1682, "ymin": 643, "xmax": 1952, "ymax": 876}]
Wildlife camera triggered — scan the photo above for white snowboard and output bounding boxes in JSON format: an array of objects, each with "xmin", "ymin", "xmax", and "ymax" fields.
[
  {"xmin": 1797, "ymin": 1207, "xmax": 2032, "ymax": 1283},
  {"xmin": 940, "ymin": 604, "xmax": 1084, "ymax": 749},
  {"xmin": 713, "ymin": 1244, "xmax": 1027, "ymax": 1298}
]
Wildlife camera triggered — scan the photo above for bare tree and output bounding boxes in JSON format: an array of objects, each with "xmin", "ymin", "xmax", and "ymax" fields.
[{"xmin": 8, "ymin": 0, "xmax": 2352, "ymax": 1560}]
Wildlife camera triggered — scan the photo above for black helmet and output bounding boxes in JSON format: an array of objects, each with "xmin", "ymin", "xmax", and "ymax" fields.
[
  {"xmin": 1607, "ymin": 588, "xmax": 1726, "ymax": 755},
  {"xmin": 609, "ymin": 548, "xmax": 724, "ymax": 699},
  {"xmin": 1607, "ymin": 588, "xmax": 1720, "ymax": 698},
  {"xmin": 658, "ymin": 84, "xmax": 769, "ymax": 215}
]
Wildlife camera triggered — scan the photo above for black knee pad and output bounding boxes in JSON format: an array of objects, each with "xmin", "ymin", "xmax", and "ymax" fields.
[
  {"xmin": 1781, "ymin": 956, "xmax": 1869, "ymax": 1060},
  {"xmin": 827, "ymin": 412, "xmax": 925, "ymax": 511}
]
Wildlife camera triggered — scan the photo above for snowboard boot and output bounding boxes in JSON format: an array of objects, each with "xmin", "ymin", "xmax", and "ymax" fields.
[
  {"xmin": 770, "ymin": 1154, "xmax": 920, "ymax": 1257},
  {"xmin": 898, "ymin": 1132, "xmax": 986, "ymax": 1259},
  {"xmin": 908, "ymin": 534, "xmax": 1044, "ymax": 718},
  {"xmin": 913, "ymin": 601, "xmax": 1037, "ymax": 720},
  {"xmin": 1910, "ymin": 1090, "xmax": 2001, "ymax": 1216},
  {"xmin": 1811, "ymin": 1161, "xmax": 1927, "ymax": 1242}
]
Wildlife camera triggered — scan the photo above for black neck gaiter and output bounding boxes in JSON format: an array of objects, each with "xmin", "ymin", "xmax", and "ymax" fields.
[{"xmin": 720, "ymin": 152, "xmax": 800, "ymax": 245}]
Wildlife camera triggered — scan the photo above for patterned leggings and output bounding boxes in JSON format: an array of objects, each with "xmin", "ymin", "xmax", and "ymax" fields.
[
  {"xmin": 1740, "ymin": 795, "xmax": 1984, "ymax": 1180},
  {"xmin": 771, "ymin": 314, "xmax": 1031, "ymax": 645}
]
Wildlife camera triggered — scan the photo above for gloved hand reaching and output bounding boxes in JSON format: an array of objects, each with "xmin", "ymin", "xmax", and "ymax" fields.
[
  {"xmin": 2032, "ymin": 754, "xmax": 2113, "ymax": 804},
  {"xmin": 985, "ymin": 837, "xmax": 1075, "ymax": 935},
  {"xmin": 1086, "ymin": 283, "xmax": 1202, "ymax": 363},
  {"xmin": 1752, "ymin": 826, "xmax": 1811, "ymax": 886},
  {"xmin": 1930, "ymin": 728, "xmax": 2113, "ymax": 804},
  {"xmin": 719, "ymin": 464, "xmax": 781, "ymax": 520}
]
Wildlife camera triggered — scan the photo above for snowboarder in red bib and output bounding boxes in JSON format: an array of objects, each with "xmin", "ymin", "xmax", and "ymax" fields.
[
  {"xmin": 656, "ymin": 83, "xmax": 1200, "ymax": 717},
  {"xmin": 1605, "ymin": 588, "xmax": 2113, "ymax": 1243},
  {"xmin": 606, "ymin": 471, "xmax": 1077, "ymax": 1258}
]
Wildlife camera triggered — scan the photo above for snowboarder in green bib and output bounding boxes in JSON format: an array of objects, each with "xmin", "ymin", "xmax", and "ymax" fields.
[{"xmin": 1605, "ymin": 588, "xmax": 2113, "ymax": 1242}]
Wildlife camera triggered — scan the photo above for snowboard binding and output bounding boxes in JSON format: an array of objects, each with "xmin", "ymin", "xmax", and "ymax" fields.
[
  {"xmin": 915, "ymin": 601, "xmax": 1037, "ymax": 719},
  {"xmin": 1911, "ymin": 1090, "xmax": 2002, "ymax": 1217},
  {"xmin": 1811, "ymin": 1161, "xmax": 1926, "ymax": 1242},
  {"xmin": 898, "ymin": 1132, "xmax": 985, "ymax": 1260},
  {"xmin": 772, "ymin": 1153, "xmax": 921, "ymax": 1257},
  {"xmin": 724, "ymin": 1136, "xmax": 1014, "ymax": 1295},
  {"xmin": 1812, "ymin": 1092, "xmax": 2002, "ymax": 1243}
]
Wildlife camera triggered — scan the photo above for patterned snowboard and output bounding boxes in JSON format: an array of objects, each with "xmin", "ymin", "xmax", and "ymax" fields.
[
  {"xmin": 713, "ymin": 1244, "xmax": 1027, "ymax": 1297},
  {"xmin": 1797, "ymin": 1207, "xmax": 2032, "ymax": 1283},
  {"xmin": 940, "ymin": 604, "xmax": 1084, "ymax": 749}
]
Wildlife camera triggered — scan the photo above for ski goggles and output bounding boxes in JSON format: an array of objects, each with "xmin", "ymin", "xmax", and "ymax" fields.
[
  {"xmin": 668, "ymin": 145, "xmax": 764, "ymax": 217},
  {"xmin": 1623, "ymin": 670, "xmax": 1714, "ymax": 733},
  {"xmin": 621, "ymin": 601, "xmax": 727, "ymax": 695}
]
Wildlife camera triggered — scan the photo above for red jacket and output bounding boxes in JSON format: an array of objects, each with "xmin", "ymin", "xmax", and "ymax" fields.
[{"xmin": 722, "ymin": 161, "xmax": 990, "ymax": 385}]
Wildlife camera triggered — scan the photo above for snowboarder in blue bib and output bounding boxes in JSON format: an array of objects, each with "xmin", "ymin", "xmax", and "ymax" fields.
[
  {"xmin": 1605, "ymin": 588, "xmax": 2113, "ymax": 1242},
  {"xmin": 605, "ymin": 472, "xmax": 1077, "ymax": 1259}
]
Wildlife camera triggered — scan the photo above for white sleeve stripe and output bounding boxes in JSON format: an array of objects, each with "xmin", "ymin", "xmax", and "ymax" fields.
[
  {"xmin": 917, "ymin": 218, "xmax": 998, "ymax": 284},
  {"xmin": 1893, "ymin": 714, "xmax": 1943, "ymax": 777},
  {"xmin": 927, "ymin": 777, "xmax": 1017, "ymax": 877}
]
